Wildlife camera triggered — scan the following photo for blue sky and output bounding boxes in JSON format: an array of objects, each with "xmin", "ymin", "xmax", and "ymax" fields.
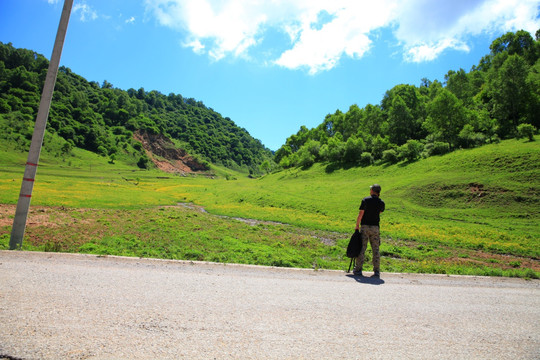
[{"xmin": 1, "ymin": 0, "xmax": 539, "ymax": 150}]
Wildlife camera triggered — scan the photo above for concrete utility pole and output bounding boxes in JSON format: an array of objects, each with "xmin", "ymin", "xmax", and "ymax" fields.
[{"xmin": 10, "ymin": 0, "xmax": 73, "ymax": 250}]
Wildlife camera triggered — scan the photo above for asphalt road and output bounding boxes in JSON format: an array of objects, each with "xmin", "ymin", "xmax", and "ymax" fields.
[{"xmin": 1, "ymin": 251, "xmax": 539, "ymax": 360}]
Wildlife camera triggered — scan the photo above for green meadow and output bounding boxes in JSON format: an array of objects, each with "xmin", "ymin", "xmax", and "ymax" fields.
[{"xmin": 0, "ymin": 137, "xmax": 538, "ymax": 278}]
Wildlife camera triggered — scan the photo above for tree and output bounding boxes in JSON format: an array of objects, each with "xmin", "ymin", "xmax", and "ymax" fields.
[
  {"xmin": 274, "ymin": 145, "xmax": 292, "ymax": 164},
  {"xmin": 342, "ymin": 104, "xmax": 362, "ymax": 140},
  {"xmin": 386, "ymin": 95, "xmax": 415, "ymax": 145},
  {"xmin": 427, "ymin": 79, "xmax": 443, "ymax": 100},
  {"xmin": 101, "ymin": 80, "xmax": 113, "ymax": 89},
  {"xmin": 285, "ymin": 125, "xmax": 310, "ymax": 153},
  {"xmin": 297, "ymin": 147, "xmax": 315, "ymax": 168},
  {"xmin": 526, "ymin": 59, "xmax": 540, "ymax": 128},
  {"xmin": 0, "ymin": 98, "xmax": 10, "ymax": 113},
  {"xmin": 279, "ymin": 153, "xmax": 296, "ymax": 168},
  {"xmin": 343, "ymin": 136, "xmax": 365, "ymax": 164},
  {"xmin": 445, "ymin": 69, "xmax": 473, "ymax": 106},
  {"xmin": 488, "ymin": 54, "xmax": 531, "ymax": 136},
  {"xmin": 382, "ymin": 84, "xmax": 426, "ymax": 142},
  {"xmin": 490, "ymin": 30, "xmax": 537, "ymax": 65},
  {"xmin": 362, "ymin": 104, "xmax": 384, "ymax": 136},
  {"xmin": 260, "ymin": 160, "xmax": 271, "ymax": 174},
  {"xmin": 321, "ymin": 135, "xmax": 345, "ymax": 162},
  {"xmin": 321, "ymin": 110, "xmax": 344, "ymax": 138},
  {"xmin": 108, "ymin": 154, "xmax": 116, "ymax": 164},
  {"xmin": 424, "ymin": 88, "xmax": 468, "ymax": 147},
  {"xmin": 303, "ymin": 139, "xmax": 322, "ymax": 161},
  {"xmin": 370, "ymin": 135, "xmax": 390, "ymax": 160}
]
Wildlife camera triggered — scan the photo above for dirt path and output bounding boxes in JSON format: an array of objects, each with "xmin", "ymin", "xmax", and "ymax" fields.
[{"xmin": 1, "ymin": 251, "xmax": 539, "ymax": 360}]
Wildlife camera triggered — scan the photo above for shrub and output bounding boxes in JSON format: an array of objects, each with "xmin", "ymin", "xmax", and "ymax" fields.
[
  {"xmin": 359, "ymin": 152, "xmax": 373, "ymax": 166},
  {"xmin": 459, "ymin": 124, "xmax": 487, "ymax": 148},
  {"xmin": 424, "ymin": 141, "xmax": 450, "ymax": 156},
  {"xmin": 274, "ymin": 145, "xmax": 292, "ymax": 164},
  {"xmin": 304, "ymin": 139, "xmax": 321, "ymax": 160},
  {"xmin": 133, "ymin": 141, "xmax": 143, "ymax": 151},
  {"xmin": 137, "ymin": 155, "xmax": 150, "ymax": 169},
  {"xmin": 0, "ymin": 98, "xmax": 11, "ymax": 113},
  {"xmin": 382, "ymin": 149, "xmax": 399, "ymax": 164},
  {"xmin": 517, "ymin": 123, "xmax": 536, "ymax": 141},
  {"xmin": 97, "ymin": 145, "xmax": 108, "ymax": 157},
  {"xmin": 323, "ymin": 137, "xmax": 345, "ymax": 162},
  {"xmin": 278, "ymin": 155, "xmax": 293, "ymax": 169},
  {"xmin": 371, "ymin": 135, "xmax": 390, "ymax": 160},
  {"xmin": 60, "ymin": 141, "xmax": 73, "ymax": 156},
  {"xmin": 260, "ymin": 160, "xmax": 271, "ymax": 174},
  {"xmin": 398, "ymin": 140, "xmax": 423, "ymax": 162},
  {"xmin": 343, "ymin": 137, "xmax": 365, "ymax": 164},
  {"xmin": 297, "ymin": 147, "xmax": 315, "ymax": 168}
]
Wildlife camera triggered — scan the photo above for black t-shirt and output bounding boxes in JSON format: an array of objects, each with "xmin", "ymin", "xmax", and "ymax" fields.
[{"xmin": 359, "ymin": 195, "xmax": 385, "ymax": 226}]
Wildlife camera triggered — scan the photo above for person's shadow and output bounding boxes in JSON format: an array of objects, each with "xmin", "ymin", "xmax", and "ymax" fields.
[{"xmin": 346, "ymin": 274, "xmax": 385, "ymax": 285}]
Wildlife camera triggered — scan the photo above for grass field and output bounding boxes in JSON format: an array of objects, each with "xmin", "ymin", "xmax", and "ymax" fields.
[{"xmin": 0, "ymin": 138, "xmax": 538, "ymax": 278}]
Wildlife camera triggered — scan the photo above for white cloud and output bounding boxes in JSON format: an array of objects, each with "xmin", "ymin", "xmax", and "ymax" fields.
[
  {"xmin": 185, "ymin": 39, "xmax": 205, "ymax": 55},
  {"xmin": 126, "ymin": 16, "xmax": 136, "ymax": 24},
  {"xmin": 73, "ymin": 2, "xmax": 98, "ymax": 22},
  {"xmin": 405, "ymin": 39, "xmax": 470, "ymax": 62},
  {"xmin": 275, "ymin": 1, "xmax": 397, "ymax": 73},
  {"xmin": 394, "ymin": 0, "xmax": 540, "ymax": 63},
  {"xmin": 145, "ymin": 0, "xmax": 270, "ymax": 61},
  {"xmin": 144, "ymin": 0, "xmax": 540, "ymax": 73}
]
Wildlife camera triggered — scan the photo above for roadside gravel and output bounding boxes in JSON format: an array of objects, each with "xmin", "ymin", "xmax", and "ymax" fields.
[{"xmin": 1, "ymin": 251, "xmax": 539, "ymax": 359}]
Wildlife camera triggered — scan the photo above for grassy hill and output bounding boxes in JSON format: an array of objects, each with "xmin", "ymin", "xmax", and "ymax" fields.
[
  {"xmin": 275, "ymin": 30, "xmax": 539, "ymax": 171},
  {"xmin": 0, "ymin": 136, "xmax": 538, "ymax": 278},
  {"xmin": 0, "ymin": 42, "xmax": 274, "ymax": 175}
]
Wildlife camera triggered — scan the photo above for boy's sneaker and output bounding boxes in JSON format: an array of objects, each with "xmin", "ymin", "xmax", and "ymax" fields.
[
  {"xmin": 373, "ymin": 271, "xmax": 380, "ymax": 278},
  {"xmin": 353, "ymin": 270, "xmax": 363, "ymax": 276}
]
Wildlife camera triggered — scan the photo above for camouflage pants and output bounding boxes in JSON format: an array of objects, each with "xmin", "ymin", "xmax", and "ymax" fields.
[{"xmin": 354, "ymin": 225, "xmax": 380, "ymax": 273}]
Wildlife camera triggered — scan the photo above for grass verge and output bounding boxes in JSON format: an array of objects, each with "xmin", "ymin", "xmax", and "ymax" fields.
[{"xmin": 0, "ymin": 138, "xmax": 538, "ymax": 278}]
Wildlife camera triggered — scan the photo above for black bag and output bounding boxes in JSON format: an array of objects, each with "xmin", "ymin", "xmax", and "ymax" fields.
[
  {"xmin": 346, "ymin": 229, "xmax": 362, "ymax": 258},
  {"xmin": 346, "ymin": 229, "xmax": 362, "ymax": 273}
]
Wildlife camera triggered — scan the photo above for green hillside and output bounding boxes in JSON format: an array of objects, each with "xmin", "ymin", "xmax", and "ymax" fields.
[
  {"xmin": 1, "ymin": 137, "xmax": 538, "ymax": 278},
  {"xmin": 181, "ymin": 138, "xmax": 540, "ymax": 258},
  {"xmin": 0, "ymin": 41, "xmax": 273, "ymax": 174},
  {"xmin": 275, "ymin": 30, "xmax": 539, "ymax": 170}
]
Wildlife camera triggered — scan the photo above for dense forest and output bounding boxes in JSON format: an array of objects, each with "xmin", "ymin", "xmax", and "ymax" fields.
[
  {"xmin": 275, "ymin": 30, "xmax": 539, "ymax": 169},
  {"xmin": 0, "ymin": 41, "xmax": 273, "ymax": 173}
]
